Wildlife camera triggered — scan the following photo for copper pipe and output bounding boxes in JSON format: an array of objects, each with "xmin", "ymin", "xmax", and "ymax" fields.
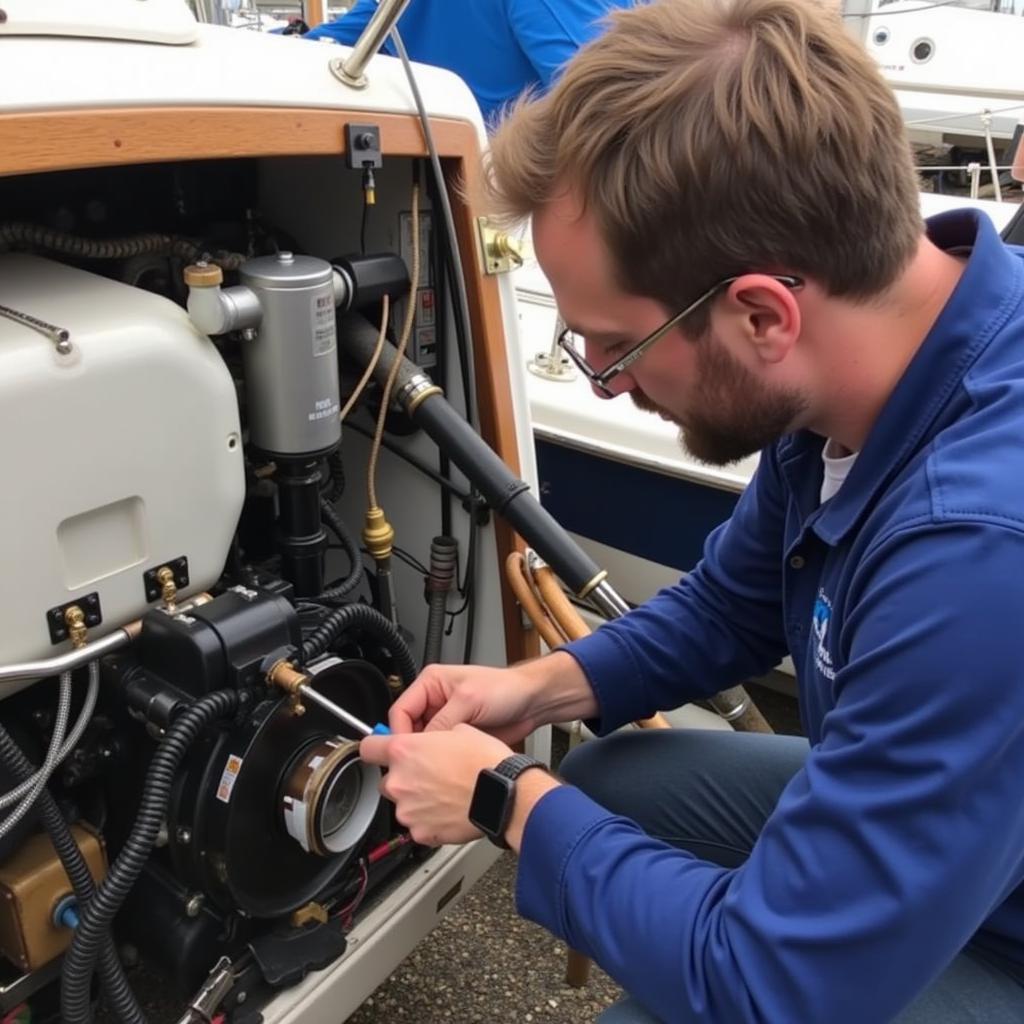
[
  {"xmin": 528, "ymin": 558, "xmax": 671, "ymax": 732},
  {"xmin": 504, "ymin": 552, "xmax": 566, "ymax": 650}
]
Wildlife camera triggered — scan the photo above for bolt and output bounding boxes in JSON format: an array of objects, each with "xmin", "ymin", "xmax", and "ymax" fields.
[
  {"xmin": 357, "ymin": 132, "xmax": 376, "ymax": 150},
  {"xmin": 185, "ymin": 894, "xmax": 205, "ymax": 918},
  {"xmin": 176, "ymin": 827, "xmax": 192, "ymax": 845},
  {"xmin": 236, "ymin": 991, "xmax": 247, "ymax": 1005}
]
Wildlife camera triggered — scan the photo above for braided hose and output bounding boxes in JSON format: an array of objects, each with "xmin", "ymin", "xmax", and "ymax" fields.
[
  {"xmin": 0, "ymin": 675, "xmax": 146, "ymax": 1023},
  {"xmin": 0, "ymin": 222, "xmax": 245, "ymax": 269}
]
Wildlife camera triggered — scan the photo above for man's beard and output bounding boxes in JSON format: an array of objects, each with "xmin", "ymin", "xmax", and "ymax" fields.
[{"xmin": 631, "ymin": 335, "xmax": 807, "ymax": 466}]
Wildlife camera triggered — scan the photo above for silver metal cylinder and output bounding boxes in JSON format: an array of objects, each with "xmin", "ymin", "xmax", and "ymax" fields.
[
  {"xmin": 587, "ymin": 580, "xmax": 631, "ymax": 620},
  {"xmin": 239, "ymin": 252, "xmax": 342, "ymax": 458}
]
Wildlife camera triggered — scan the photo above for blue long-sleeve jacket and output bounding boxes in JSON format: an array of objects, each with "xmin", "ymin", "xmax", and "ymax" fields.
[
  {"xmin": 517, "ymin": 210, "xmax": 1024, "ymax": 1023},
  {"xmin": 306, "ymin": 0, "xmax": 634, "ymax": 124}
]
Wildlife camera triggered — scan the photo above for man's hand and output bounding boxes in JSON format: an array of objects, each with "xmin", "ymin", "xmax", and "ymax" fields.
[
  {"xmin": 388, "ymin": 651, "xmax": 599, "ymax": 742},
  {"xmin": 359, "ymin": 724, "xmax": 514, "ymax": 847}
]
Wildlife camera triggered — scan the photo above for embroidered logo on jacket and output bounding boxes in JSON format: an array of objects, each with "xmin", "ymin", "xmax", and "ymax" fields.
[{"xmin": 812, "ymin": 590, "xmax": 836, "ymax": 681}]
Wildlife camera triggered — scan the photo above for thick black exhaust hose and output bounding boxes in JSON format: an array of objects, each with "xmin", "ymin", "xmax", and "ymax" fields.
[{"xmin": 340, "ymin": 314, "xmax": 604, "ymax": 595}]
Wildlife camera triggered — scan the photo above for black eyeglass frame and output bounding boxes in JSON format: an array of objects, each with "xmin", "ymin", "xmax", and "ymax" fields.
[{"xmin": 557, "ymin": 273, "xmax": 804, "ymax": 398}]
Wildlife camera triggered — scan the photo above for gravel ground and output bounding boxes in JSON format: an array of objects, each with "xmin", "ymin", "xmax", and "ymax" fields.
[{"xmin": 348, "ymin": 852, "xmax": 623, "ymax": 1024}]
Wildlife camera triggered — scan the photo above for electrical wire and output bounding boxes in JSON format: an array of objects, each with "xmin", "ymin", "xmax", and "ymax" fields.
[
  {"xmin": 392, "ymin": 27, "xmax": 488, "ymax": 661},
  {"xmin": 367, "ymin": 179, "xmax": 420, "ymax": 510},
  {"xmin": 342, "ymin": 417, "xmax": 471, "ymax": 501},
  {"xmin": 339, "ymin": 295, "xmax": 390, "ymax": 424},
  {"xmin": 391, "ymin": 28, "xmax": 477, "ymax": 427},
  {"xmin": 335, "ymin": 860, "xmax": 370, "ymax": 927}
]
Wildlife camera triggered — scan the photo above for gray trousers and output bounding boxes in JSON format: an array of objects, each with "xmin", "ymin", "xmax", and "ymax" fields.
[{"xmin": 558, "ymin": 729, "xmax": 1024, "ymax": 1024}]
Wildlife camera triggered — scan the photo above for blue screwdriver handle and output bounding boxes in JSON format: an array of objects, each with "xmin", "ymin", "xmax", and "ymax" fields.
[{"xmin": 372, "ymin": 722, "xmax": 392, "ymax": 735}]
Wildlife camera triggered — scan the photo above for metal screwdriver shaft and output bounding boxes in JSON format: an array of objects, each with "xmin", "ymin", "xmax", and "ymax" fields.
[{"xmin": 299, "ymin": 685, "xmax": 391, "ymax": 735}]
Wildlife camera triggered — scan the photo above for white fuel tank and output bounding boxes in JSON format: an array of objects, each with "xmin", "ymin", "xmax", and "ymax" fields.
[{"xmin": 0, "ymin": 254, "xmax": 245, "ymax": 693}]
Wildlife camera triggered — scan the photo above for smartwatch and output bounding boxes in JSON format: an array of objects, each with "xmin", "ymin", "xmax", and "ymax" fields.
[{"xmin": 468, "ymin": 754, "xmax": 548, "ymax": 849}]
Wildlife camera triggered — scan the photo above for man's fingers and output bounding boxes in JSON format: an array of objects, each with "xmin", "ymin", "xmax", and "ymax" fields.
[
  {"xmin": 359, "ymin": 734, "xmax": 393, "ymax": 765},
  {"xmin": 388, "ymin": 685, "xmax": 431, "ymax": 733}
]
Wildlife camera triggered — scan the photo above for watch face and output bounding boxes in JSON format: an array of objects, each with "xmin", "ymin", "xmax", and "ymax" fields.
[{"xmin": 469, "ymin": 769, "xmax": 513, "ymax": 836}]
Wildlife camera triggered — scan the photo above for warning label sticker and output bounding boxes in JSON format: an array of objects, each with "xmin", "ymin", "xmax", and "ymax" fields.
[{"xmin": 216, "ymin": 754, "xmax": 244, "ymax": 803}]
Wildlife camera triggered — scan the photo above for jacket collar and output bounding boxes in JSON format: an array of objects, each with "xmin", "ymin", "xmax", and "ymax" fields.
[{"xmin": 776, "ymin": 209, "xmax": 1024, "ymax": 543}]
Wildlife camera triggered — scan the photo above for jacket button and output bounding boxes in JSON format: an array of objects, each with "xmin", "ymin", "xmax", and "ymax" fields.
[{"xmin": 789, "ymin": 554, "xmax": 806, "ymax": 569}]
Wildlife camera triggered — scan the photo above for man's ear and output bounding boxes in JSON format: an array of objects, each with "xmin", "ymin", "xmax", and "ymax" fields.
[{"xmin": 722, "ymin": 274, "xmax": 801, "ymax": 365}]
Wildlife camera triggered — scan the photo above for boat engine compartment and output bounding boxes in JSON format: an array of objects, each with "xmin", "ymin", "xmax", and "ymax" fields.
[{"xmin": 0, "ymin": 66, "xmax": 543, "ymax": 1022}]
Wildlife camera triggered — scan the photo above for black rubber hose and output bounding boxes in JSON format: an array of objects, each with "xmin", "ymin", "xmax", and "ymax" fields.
[
  {"xmin": 319, "ymin": 498, "xmax": 364, "ymax": 602},
  {"xmin": 326, "ymin": 450, "xmax": 347, "ymax": 503},
  {"xmin": 342, "ymin": 320, "xmax": 604, "ymax": 593},
  {"xmin": 423, "ymin": 536, "xmax": 458, "ymax": 666},
  {"xmin": 60, "ymin": 690, "xmax": 240, "ymax": 1024},
  {"xmin": 300, "ymin": 603, "xmax": 418, "ymax": 684},
  {"xmin": 0, "ymin": 721, "xmax": 146, "ymax": 1024}
]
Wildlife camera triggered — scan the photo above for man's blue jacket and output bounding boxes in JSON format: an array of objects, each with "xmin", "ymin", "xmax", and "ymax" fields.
[
  {"xmin": 306, "ymin": 0, "xmax": 633, "ymax": 124},
  {"xmin": 518, "ymin": 210, "xmax": 1024, "ymax": 1022}
]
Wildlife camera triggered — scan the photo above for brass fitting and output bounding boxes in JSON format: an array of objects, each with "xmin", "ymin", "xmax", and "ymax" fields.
[
  {"xmin": 155, "ymin": 566, "xmax": 178, "ymax": 609},
  {"xmin": 362, "ymin": 506, "xmax": 394, "ymax": 561},
  {"xmin": 267, "ymin": 659, "xmax": 311, "ymax": 697},
  {"xmin": 183, "ymin": 261, "xmax": 224, "ymax": 288},
  {"xmin": 64, "ymin": 606, "xmax": 88, "ymax": 650},
  {"xmin": 290, "ymin": 901, "xmax": 328, "ymax": 928},
  {"xmin": 122, "ymin": 618, "xmax": 144, "ymax": 641}
]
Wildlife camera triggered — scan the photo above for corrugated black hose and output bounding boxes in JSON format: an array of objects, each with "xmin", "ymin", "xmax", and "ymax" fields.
[
  {"xmin": 300, "ymin": 603, "xmax": 418, "ymax": 685},
  {"xmin": 319, "ymin": 497, "xmax": 364, "ymax": 602},
  {"xmin": 60, "ymin": 689, "xmax": 240, "ymax": 1024},
  {"xmin": 0, "ymin": 720, "xmax": 147, "ymax": 1024}
]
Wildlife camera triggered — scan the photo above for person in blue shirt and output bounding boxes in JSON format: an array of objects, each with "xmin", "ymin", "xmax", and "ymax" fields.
[
  {"xmin": 305, "ymin": 0, "xmax": 635, "ymax": 125},
  {"xmin": 360, "ymin": 0, "xmax": 1024, "ymax": 1020}
]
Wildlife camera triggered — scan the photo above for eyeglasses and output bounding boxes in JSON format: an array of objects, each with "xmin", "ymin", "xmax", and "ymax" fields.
[{"xmin": 557, "ymin": 273, "xmax": 804, "ymax": 398}]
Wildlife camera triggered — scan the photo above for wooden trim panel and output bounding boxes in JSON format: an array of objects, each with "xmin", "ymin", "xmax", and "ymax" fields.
[{"xmin": 0, "ymin": 103, "xmax": 538, "ymax": 665}]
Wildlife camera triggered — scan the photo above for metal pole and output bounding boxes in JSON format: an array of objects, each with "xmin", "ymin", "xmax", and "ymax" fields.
[
  {"xmin": 192, "ymin": 0, "xmax": 230, "ymax": 26},
  {"xmin": 982, "ymin": 111, "xmax": 1004, "ymax": 202},
  {"xmin": 841, "ymin": 0, "xmax": 875, "ymax": 45},
  {"xmin": 329, "ymin": 0, "xmax": 412, "ymax": 89}
]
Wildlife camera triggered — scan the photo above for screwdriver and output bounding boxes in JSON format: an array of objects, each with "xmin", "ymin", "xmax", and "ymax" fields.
[{"xmin": 299, "ymin": 684, "xmax": 392, "ymax": 735}]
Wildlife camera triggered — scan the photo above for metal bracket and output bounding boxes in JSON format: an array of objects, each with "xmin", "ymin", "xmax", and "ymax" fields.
[
  {"xmin": 476, "ymin": 217, "xmax": 525, "ymax": 276},
  {"xmin": 143, "ymin": 557, "xmax": 190, "ymax": 603},
  {"xmin": 46, "ymin": 593, "xmax": 102, "ymax": 646}
]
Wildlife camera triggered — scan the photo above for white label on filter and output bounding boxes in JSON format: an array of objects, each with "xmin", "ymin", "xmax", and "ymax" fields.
[
  {"xmin": 216, "ymin": 754, "xmax": 244, "ymax": 803},
  {"xmin": 308, "ymin": 396, "xmax": 340, "ymax": 422},
  {"xmin": 312, "ymin": 292, "xmax": 337, "ymax": 357}
]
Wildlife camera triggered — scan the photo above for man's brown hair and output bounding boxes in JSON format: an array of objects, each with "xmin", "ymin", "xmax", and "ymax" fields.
[{"xmin": 485, "ymin": 0, "xmax": 923, "ymax": 314}]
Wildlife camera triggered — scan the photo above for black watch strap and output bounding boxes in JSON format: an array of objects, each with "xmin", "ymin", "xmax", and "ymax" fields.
[
  {"xmin": 491, "ymin": 754, "xmax": 548, "ymax": 784},
  {"xmin": 469, "ymin": 755, "xmax": 549, "ymax": 849}
]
